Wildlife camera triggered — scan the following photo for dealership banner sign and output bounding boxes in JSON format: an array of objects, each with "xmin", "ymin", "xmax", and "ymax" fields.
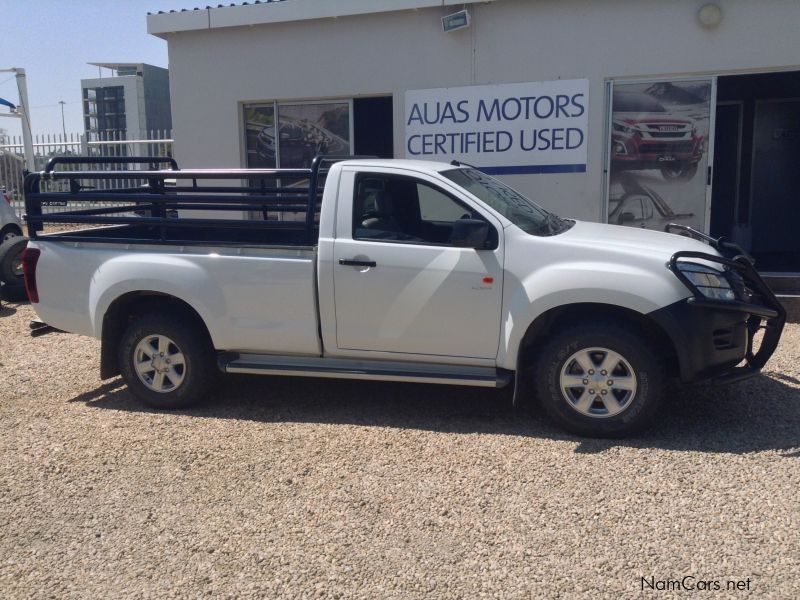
[{"xmin": 405, "ymin": 79, "xmax": 588, "ymax": 175}]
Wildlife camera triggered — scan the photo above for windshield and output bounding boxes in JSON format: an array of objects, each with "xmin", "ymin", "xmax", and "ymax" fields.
[
  {"xmin": 613, "ymin": 92, "xmax": 667, "ymax": 113},
  {"xmin": 442, "ymin": 168, "xmax": 572, "ymax": 236}
]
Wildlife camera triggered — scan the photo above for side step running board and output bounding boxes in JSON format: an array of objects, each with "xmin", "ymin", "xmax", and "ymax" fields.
[{"xmin": 218, "ymin": 353, "xmax": 512, "ymax": 388}]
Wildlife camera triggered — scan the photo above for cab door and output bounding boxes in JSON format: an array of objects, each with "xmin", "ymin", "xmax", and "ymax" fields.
[{"xmin": 332, "ymin": 169, "xmax": 504, "ymax": 359}]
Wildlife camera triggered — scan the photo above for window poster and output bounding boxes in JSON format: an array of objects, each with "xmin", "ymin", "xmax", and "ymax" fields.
[
  {"xmin": 276, "ymin": 103, "xmax": 350, "ymax": 169},
  {"xmin": 244, "ymin": 102, "xmax": 351, "ymax": 169},
  {"xmin": 608, "ymin": 80, "xmax": 712, "ymax": 232}
]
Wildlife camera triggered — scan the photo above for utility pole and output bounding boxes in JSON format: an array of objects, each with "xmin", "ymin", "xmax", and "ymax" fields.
[
  {"xmin": 14, "ymin": 69, "xmax": 35, "ymax": 172},
  {"xmin": 0, "ymin": 67, "xmax": 35, "ymax": 172},
  {"xmin": 59, "ymin": 100, "xmax": 67, "ymax": 141}
]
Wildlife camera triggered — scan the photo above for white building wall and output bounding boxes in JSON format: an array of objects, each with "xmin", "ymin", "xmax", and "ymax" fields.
[{"xmin": 160, "ymin": 0, "xmax": 800, "ymax": 221}]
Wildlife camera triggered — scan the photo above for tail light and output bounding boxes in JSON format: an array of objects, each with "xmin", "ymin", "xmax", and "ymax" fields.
[{"xmin": 22, "ymin": 247, "xmax": 41, "ymax": 303}]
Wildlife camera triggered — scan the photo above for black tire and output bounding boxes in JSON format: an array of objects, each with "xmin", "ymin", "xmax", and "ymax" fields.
[
  {"xmin": 1, "ymin": 282, "xmax": 28, "ymax": 302},
  {"xmin": 660, "ymin": 162, "xmax": 698, "ymax": 181},
  {"xmin": 118, "ymin": 313, "xmax": 216, "ymax": 409},
  {"xmin": 533, "ymin": 320, "xmax": 665, "ymax": 438},
  {"xmin": 1, "ymin": 224, "xmax": 23, "ymax": 244},
  {"xmin": 0, "ymin": 236, "xmax": 28, "ymax": 285}
]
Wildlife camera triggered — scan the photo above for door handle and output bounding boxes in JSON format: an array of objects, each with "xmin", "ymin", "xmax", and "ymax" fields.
[{"xmin": 339, "ymin": 258, "xmax": 377, "ymax": 267}]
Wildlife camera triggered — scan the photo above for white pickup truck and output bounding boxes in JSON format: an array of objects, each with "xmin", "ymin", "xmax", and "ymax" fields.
[{"xmin": 22, "ymin": 156, "xmax": 785, "ymax": 437}]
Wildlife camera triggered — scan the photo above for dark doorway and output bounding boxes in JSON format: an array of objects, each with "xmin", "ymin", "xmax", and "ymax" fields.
[
  {"xmin": 750, "ymin": 99, "xmax": 800, "ymax": 270},
  {"xmin": 353, "ymin": 96, "xmax": 394, "ymax": 158},
  {"xmin": 709, "ymin": 103, "xmax": 741, "ymax": 241},
  {"xmin": 711, "ymin": 71, "xmax": 800, "ymax": 272}
]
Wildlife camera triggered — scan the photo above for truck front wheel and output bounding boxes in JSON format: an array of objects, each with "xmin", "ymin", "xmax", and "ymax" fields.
[
  {"xmin": 118, "ymin": 314, "xmax": 215, "ymax": 409},
  {"xmin": 534, "ymin": 321, "xmax": 664, "ymax": 438},
  {"xmin": 660, "ymin": 162, "xmax": 698, "ymax": 181}
]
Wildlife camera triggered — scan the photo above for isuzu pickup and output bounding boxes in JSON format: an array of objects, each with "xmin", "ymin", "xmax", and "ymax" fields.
[{"xmin": 22, "ymin": 156, "xmax": 785, "ymax": 437}]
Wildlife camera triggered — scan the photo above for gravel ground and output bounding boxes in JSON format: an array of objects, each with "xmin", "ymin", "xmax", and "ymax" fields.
[{"xmin": 1, "ymin": 301, "xmax": 798, "ymax": 599}]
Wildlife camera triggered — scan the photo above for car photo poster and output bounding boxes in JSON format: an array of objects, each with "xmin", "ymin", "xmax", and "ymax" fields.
[
  {"xmin": 244, "ymin": 102, "xmax": 351, "ymax": 169},
  {"xmin": 405, "ymin": 79, "xmax": 589, "ymax": 175},
  {"xmin": 608, "ymin": 80, "xmax": 713, "ymax": 233}
]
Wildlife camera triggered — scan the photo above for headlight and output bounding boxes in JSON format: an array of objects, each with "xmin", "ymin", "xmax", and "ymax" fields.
[
  {"xmin": 612, "ymin": 121, "xmax": 635, "ymax": 134},
  {"xmin": 676, "ymin": 262, "xmax": 736, "ymax": 301}
]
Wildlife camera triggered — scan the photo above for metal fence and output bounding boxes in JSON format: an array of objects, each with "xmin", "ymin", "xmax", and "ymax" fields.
[{"xmin": 0, "ymin": 130, "xmax": 173, "ymax": 217}]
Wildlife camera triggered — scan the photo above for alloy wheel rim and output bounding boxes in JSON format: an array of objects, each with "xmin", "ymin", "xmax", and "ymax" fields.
[
  {"xmin": 559, "ymin": 347, "xmax": 637, "ymax": 418},
  {"xmin": 133, "ymin": 334, "xmax": 186, "ymax": 393},
  {"xmin": 12, "ymin": 257, "xmax": 23, "ymax": 277}
]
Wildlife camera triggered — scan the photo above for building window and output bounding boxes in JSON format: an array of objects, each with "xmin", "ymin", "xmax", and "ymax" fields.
[
  {"xmin": 83, "ymin": 85, "xmax": 126, "ymax": 136},
  {"xmin": 243, "ymin": 100, "xmax": 352, "ymax": 169},
  {"xmin": 243, "ymin": 104, "xmax": 277, "ymax": 168}
]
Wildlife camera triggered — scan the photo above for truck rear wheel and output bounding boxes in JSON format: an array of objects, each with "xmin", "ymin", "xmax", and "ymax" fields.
[
  {"xmin": 534, "ymin": 321, "xmax": 664, "ymax": 438},
  {"xmin": 118, "ymin": 314, "xmax": 215, "ymax": 409},
  {"xmin": 1, "ymin": 282, "xmax": 27, "ymax": 302},
  {"xmin": 0, "ymin": 236, "xmax": 27, "ymax": 285},
  {"xmin": 1, "ymin": 225, "xmax": 23, "ymax": 244}
]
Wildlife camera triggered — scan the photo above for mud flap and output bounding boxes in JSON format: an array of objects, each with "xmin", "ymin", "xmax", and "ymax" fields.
[{"xmin": 512, "ymin": 365, "xmax": 535, "ymax": 409}]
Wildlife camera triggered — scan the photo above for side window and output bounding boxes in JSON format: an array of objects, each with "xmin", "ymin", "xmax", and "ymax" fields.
[
  {"xmin": 620, "ymin": 196, "xmax": 644, "ymax": 220},
  {"xmin": 353, "ymin": 174, "xmax": 487, "ymax": 245},
  {"xmin": 418, "ymin": 184, "xmax": 471, "ymax": 222}
]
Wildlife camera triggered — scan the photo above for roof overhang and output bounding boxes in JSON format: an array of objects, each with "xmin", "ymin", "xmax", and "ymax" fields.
[
  {"xmin": 88, "ymin": 63, "xmax": 144, "ymax": 70},
  {"xmin": 147, "ymin": 0, "xmax": 497, "ymax": 37}
]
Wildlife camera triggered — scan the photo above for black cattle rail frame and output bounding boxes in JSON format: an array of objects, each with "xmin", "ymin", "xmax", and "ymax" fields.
[
  {"xmin": 664, "ymin": 223, "xmax": 787, "ymax": 384},
  {"xmin": 24, "ymin": 155, "xmax": 372, "ymax": 246}
]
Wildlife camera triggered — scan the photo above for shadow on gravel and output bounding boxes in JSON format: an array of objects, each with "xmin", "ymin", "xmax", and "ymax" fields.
[
  {"xmin": 0, "ymin": 305, "xmax": 16, "ymax": 317},
  {"xmin": 69, "ymin": 370, "xmax": 800, "ymax": 456}
]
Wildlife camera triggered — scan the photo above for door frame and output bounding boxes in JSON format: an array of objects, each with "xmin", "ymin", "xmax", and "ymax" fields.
[{"xmin": 711, "ymin": 100, "xmax": 744, "ymax": 237}]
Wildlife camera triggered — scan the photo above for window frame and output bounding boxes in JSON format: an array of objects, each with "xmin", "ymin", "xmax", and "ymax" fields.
[{"xmin": 351, "ymin": 171, "xmax": 499, "ymax": 249}]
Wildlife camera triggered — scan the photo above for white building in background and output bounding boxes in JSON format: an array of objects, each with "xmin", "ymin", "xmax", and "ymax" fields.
[
  {"xmin": 80, "ymin": 63, "xmax": 172, "ymax": 139},
  {"xmin": 147, "ymin": 0, "xmax": 800, "ymax": 272}
]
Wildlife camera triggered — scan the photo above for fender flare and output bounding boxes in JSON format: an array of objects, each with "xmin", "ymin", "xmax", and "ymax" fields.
[{"xmin": 89, "ymin": 254, "xmax": 227, "ymax": 345}]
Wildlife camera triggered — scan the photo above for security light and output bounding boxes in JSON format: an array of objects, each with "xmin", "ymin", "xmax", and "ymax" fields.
[
  {"xmin": 442, "ymin": 9, "xmax": 471, "ymax": 33},
  {"xmin": 697, "ymin": 3, "xmax": 723, "ymax": 29}
]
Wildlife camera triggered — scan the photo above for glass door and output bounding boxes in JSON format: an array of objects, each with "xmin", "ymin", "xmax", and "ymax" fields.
[{"xmin": 605, "ymin": 77, "xmax": 717, "ymax": 233}]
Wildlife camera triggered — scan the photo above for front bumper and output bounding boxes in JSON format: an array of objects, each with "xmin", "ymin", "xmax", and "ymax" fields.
[
  {"xmin": 611, "ymin": 135, "xmax": 703, "ymax": 164},
  {"xmin": 650, "ymin": 250, "xmax": 786, "ymax": 384}
]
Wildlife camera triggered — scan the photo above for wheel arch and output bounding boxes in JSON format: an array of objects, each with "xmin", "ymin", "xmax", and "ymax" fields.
[
  {"xmin": 0, "ymin": 223, "xmax": 24, "ymax": 238},
  {"xmin": 100, "ymin": 291, "xmax": 214, "ymax": 380},
  {"xmin": 516, "ymin": 302, "xmax": 680, "ymax": 379}
]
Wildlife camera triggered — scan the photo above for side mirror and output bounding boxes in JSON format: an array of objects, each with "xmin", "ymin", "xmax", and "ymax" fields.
[
  {"xmin": 619, "ymin": 211, "xmax": 636, "ymax": 224},
  {"xmin": 451, "ymin": 219, "xmax": 490, "ymax": 248}
]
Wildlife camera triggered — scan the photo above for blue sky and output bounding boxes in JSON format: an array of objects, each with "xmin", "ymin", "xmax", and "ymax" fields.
[{"xmin": 0, "ymin": 0, "xmax": 204, "ymax": 138}]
